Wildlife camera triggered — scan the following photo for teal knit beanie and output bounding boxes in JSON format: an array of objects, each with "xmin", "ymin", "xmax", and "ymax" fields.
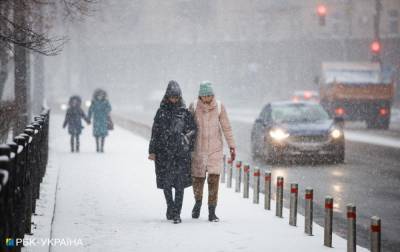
[{"xmin": 198, "ymin": 81, "xmax": 214, "ymax": 97}]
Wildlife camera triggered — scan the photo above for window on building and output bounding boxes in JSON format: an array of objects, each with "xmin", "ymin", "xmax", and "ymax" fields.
[{"xmin": 388, "ymin": 9, "xmax": 399, "ymax": 34}]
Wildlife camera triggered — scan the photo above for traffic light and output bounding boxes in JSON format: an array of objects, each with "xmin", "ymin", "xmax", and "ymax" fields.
[
  {"xmin": 317, "ymin": 4, "xmax": 327, "ymax": 26},
  {"xmin": 370, "ymin": 41, "xmax": 381, "ymax": 54},
  {"xmin": 370, "ymin": 40, "xmax": 381, "ymax": 62}
]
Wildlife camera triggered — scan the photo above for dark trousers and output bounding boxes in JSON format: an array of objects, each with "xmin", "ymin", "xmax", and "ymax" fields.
[
  {"xmin": 163, "ymin": 188, "xmax": 184, "ymax": 216},
  {"xmin": 95, "ymin": 136, "xmax": 105, "ymax": 152},
  {"xmin": 70, "ymin": 134, "xmax": 80, "ymax": 152}
]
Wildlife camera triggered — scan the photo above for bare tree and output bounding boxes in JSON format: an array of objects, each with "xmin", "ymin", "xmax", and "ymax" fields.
[
  {"xmin": 0, "ymin": 0, "xmax": 97, "ymax": 56},
  {"xmin": 0, "ymin": 2, "xmax": 12, "ymax": 99},
  {"xmin": 0, "ymin": 0, "xmax": 97, "ymax": 134}
]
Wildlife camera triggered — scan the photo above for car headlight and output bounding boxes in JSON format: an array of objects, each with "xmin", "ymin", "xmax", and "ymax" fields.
[
  {"xmin": 85, "ymin": 100, "xmax": 91, "ymax": 108},
  {"xmin": 269, "ymin": 128, "xmax": 289, "ymax": 141},
  {"xmin": 330, "ymin": 128, "xmax": 342, "ymax": 139},
  {"xmin": 60, "ymin": 104, "xmax": 68, "ymax": 111}
]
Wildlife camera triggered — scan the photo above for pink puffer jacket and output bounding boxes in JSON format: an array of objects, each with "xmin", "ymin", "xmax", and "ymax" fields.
[{"xmin": 190, "ymin": 98, "xmax": 235, "ymax": 178}]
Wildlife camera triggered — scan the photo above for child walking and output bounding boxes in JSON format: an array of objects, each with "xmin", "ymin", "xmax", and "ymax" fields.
[{"xmin": 63, "ymin": 95, "xmax": 90, "ymax": 152}]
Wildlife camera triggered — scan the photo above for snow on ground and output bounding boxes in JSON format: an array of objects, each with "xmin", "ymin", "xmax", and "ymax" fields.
[
  {"xmin": 22, "ymin": 132, "xmax": 60, "ymax": 252},
  {"xmin": 24, "ymin": 115, "xmax": 368, "ymax": 252},
  {"xmin": 345, "ymin": 130, "xmax": 400, "ymax": 148}
]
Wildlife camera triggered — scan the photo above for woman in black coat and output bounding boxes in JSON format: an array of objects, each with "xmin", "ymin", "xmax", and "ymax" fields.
[
  {"xmin": 63, "ymin": 96, "xmax": 90, "ymax": 152},
  {"xmin": 148, "ymin": 80, "xmax": 196, "ymax": 224}
]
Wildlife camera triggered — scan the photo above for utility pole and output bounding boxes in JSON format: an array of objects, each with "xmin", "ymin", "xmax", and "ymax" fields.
[{"xmin": 13, "ymin": 0, "xmax": 31, "ymax": 135}]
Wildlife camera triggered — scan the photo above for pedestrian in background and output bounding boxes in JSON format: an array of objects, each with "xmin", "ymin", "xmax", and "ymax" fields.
[
  {"xmin": 88, "ymin": 89, "xmax": 112, "ymax": 153},
  {"xmin": 148, "ymin": 80, "xmax": 197, "ymax": 224},
  {"xmin": 63, "ymin": 95, "xmax": 90, "ymax": 153},
  {"xmin": 190, "ymin": 81, "xmax": 236, "ymax": 222}
]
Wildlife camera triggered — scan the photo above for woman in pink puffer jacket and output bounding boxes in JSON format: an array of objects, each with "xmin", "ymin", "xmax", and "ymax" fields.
[{"xmin": 190, "ymin": 81, "xmax": 236, "ymax": 222}]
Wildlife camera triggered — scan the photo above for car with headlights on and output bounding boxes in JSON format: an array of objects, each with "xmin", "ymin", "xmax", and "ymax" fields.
[{"xmin": 251, "ymin": 101, "xmax": 345, "ymax": 163}]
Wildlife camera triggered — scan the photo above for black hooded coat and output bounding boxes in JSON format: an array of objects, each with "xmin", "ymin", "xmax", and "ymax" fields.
[
  {"xmin": 149, "ymin": 81, "xmax": 197, "ymax": 189},
  {"xmin": 63, "ymin": 96, "xmax": 89, "ymax": 135}
]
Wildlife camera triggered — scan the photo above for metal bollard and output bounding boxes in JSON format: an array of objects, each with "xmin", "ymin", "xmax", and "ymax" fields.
[
  {"xmin": 289, "ymin": 183, "xmax": 298, "ymax": 226},
  {"xmin": 276, "ymin": 176, "xmax": 284, "ymax": 217},
  {"xmin": 235, "ymin": 161, "xmax": 242, "ymax": 193},
  {"xmin": 253, "ymin": 168, "xmax": 260, "ymax": 204},
  {"xmin": 370, "ymin": 216, "xmax": 381, "ymax": 252},
  {"xmin": 221, "ymin": 155, "xmax": 226, "ymax": 183},
  {"xmin": 243, "ymin": 164, "xmax": 250, "ymax": 198},
  {"xmin": 227, "ymin": 158, "xmax": 233, "ymax": 188},
  {"xmin": 324, "ymin": 196, "xmax": 334, "ymax": 247},
  {"xmin": 304, "ymin": 188, "xmax": 314, "ymax": 235},
  {"xmin": 347, "ymin": 204, "xmax": 356, "ymax": 252},
  {"xmin": 264, "ymin": 171, "xmax": 271, "ymax": 210}
]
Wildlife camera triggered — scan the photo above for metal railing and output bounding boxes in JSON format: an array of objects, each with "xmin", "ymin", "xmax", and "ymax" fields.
[{"xmin": 0, "ymin": 110, "xmax": 50, "ymax": 251}]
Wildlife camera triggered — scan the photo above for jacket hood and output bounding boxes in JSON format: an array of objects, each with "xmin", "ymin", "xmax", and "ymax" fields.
[
  {"xmin": 165, "ymin": 80, "xmax": 182, "ymax": 97},
  {"xmin": 160, "ymin": 81, "xmax": 185, "ymax": 108},
  {"xmin": 69, "ymin": 95, "xmax": 82, "ymax": 107}
]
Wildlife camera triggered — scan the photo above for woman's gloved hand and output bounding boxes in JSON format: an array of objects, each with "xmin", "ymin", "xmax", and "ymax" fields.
[
  {"xmin": 230, "ymin": 147, "xmax": 236, "ymax": 161},
  {"xmin": 148, "ymin": 154, "xmax": 156, "ymax": 161}
]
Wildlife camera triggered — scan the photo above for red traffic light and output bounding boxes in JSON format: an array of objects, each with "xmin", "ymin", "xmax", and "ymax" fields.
[
  {"xmin": 317, "ymin": 4, "xmax": 327, "ymax": 16},
  {"xmin": 370, "ymin": 41, "xmax": 381, "ymax": 54}
]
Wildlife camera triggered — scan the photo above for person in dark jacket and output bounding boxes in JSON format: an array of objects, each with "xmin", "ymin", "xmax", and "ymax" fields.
[
  {"xmin": 88, "ymin": 89, "xmax": 112, "ymax": 153},
  {"xmin": 148, "ymin": 80, "xmax": 197, "ymax": 224},
  {"xmin": 63, "ymin": 95, "xmax": 90, "ymax": 152}
]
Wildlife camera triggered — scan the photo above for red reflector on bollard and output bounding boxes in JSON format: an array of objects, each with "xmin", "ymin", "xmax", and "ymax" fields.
[
  {"xmin": 254, "ymin": 171, "xmax": 260, "ymax": 176},
  {"xmin": 325, "ymin": 203, "xmax": 333, "ymax": 209},
  {"xmin": 371, "ymin": 225, "xmax": 381, "ymax": 232},
  {"xmin": 305, "ymin": 193, "xmax": 313, "ymax": 200},
  {"xmin": 347, "ymin": 212, "xmax": 356, "ymax": 219},
  {"xmin": 244, "ymin": 167, "xmax": 249, "ymax": 173},
  {"xmin": 265, "ymin": 176, "xmax": 271, "ymax": 181},
  {"xmin": 277, "ymin": 181, "xmax": 283, "ymax": 187},
  {"xmin": 291, "ymin": 188, "xmax": 298, "ymax": 193}
]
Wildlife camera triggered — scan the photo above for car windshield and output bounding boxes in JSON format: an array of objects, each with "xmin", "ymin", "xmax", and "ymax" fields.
[{"xmin": 271, "ymin": 103, "xmax": 330, "ymax": 123}]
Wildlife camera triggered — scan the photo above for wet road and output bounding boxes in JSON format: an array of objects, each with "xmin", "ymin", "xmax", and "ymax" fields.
[
  {"xmin": 115, "ymin": 107, "xmax": 400, "ymax": 251},
  {"xmin": 232, "ymin": 120, "xmax": 400, "ymax": 252}
]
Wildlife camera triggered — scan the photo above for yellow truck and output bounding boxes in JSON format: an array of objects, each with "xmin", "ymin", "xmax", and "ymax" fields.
[{"xmin": 319, "ymin": 62, "xmax": 396, "ymax": 129}]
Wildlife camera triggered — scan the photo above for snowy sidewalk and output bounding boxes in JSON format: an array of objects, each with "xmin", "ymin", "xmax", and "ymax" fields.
[{"xmin": 25, "ymin": 114, "xmax": 368, "ymax": 252}]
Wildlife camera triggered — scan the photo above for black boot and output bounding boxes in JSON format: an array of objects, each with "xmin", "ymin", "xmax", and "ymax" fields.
[
  {"xmin": 70, "ymin": 135, "xmax": 75, "ymax": 152},
  {"xmin": 164, "ymin": 189, "xmax": 175, "ymax": 221},
  {"xmin": 100, "ymin": 137, "xmax": 105, "ymax": 153},
  {"xmin": 173, "ymin": 189, "xmax": 184, "ymax": 224},
  {"xmin": 192, "ymin": 200, "xmax": 202, "ymax": 219},
  {"xmin": 75, "ymin": 135, "xmax": 80, "ymax": 153},
  {"xmin": 95, "ymin": 137, "xmax": 100, "ymax": 152},
  {"xmin": 166, "ymin": 206, "xmax": 174, "ymax": 220},
  {"xmin": 173, "ymin": 214, "xmax": 182, "ymax": 224},
  {"xmin": 173, "ymin": 205, "xmax": 182, "ymax": 224},
  {"xmin": 208, "ymin": 205, "xmax": 219, "ymax": 222}
]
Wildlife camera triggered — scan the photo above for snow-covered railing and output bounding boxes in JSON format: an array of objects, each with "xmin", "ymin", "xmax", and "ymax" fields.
[
  {"xmin": 222, "ymin": 156, "xmax": 382, "ymax": 252},
  {"xmin": 0, "ymin": 110, "xmax": 50, "ymax": 251}
]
